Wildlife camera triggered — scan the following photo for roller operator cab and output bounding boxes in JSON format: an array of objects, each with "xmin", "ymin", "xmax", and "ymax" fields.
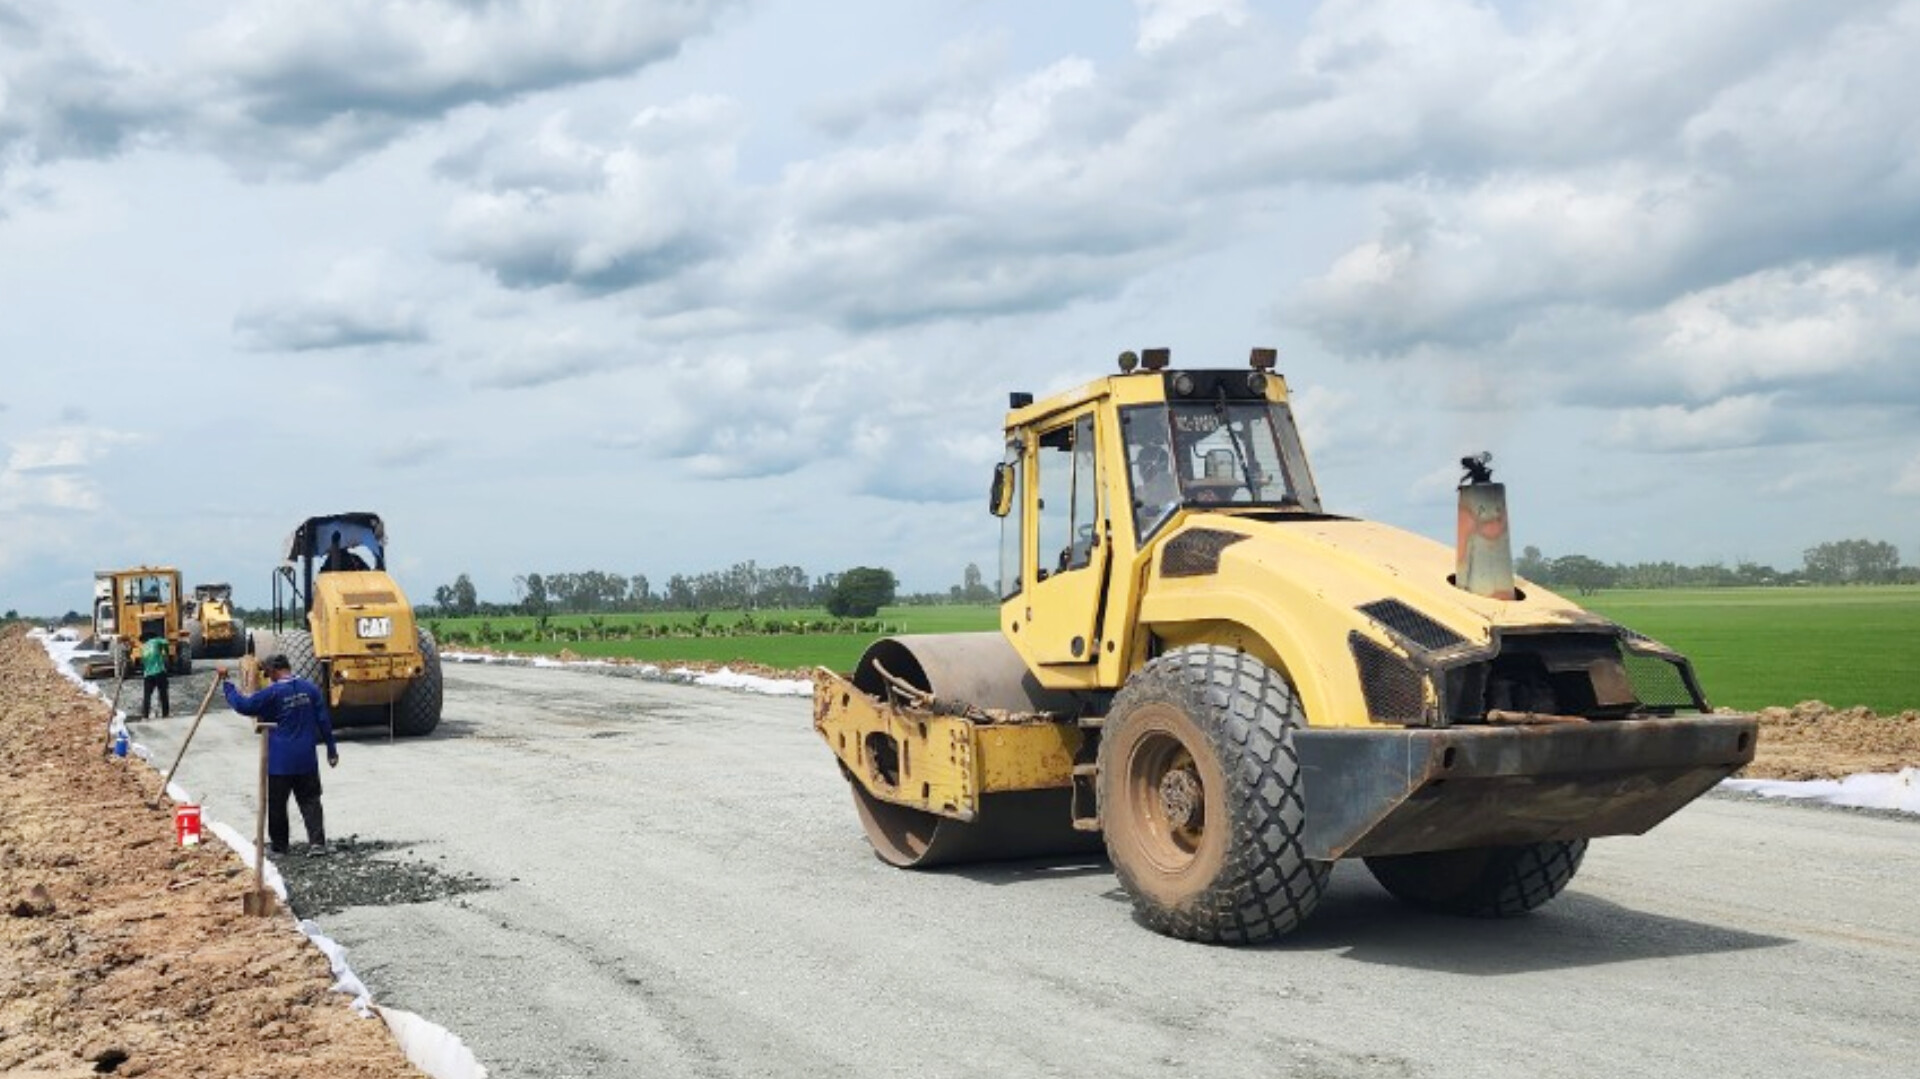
[
  {"xmin": 814, "ymin": 348, "xmax": 1759, "ymax": 944},
  {"xmin": 246, "ymin": 512, "xmax": 443, "ymax": 737}
]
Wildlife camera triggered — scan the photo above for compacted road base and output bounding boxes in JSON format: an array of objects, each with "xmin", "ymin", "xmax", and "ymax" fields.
[{"xmin": 127, "ymin": 659, "xmax": 1920, "ymax": 1079}]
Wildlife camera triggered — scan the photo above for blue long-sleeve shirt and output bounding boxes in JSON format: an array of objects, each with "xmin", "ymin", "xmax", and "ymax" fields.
[{"xmin": 224, "ymin": 677, "xmax": 337, "ymax": 776}]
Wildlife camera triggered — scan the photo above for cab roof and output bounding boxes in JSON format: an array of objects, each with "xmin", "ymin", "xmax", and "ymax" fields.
[
  {"xmin": 283, "ymin": 512, "xmax": 387, "ymax": 563},
  {"xmin": 1004, "ymin": 364, "xmax": 1290, "ymax": 430}
]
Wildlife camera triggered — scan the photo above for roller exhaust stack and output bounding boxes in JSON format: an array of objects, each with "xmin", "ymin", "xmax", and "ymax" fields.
[{"xmin": 1455, "ymin": 452, "xmax": 1517, "ymax": 600}]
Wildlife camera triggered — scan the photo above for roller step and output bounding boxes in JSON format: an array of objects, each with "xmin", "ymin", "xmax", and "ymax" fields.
[{"xmin": 1071, "ymin": 763, "xmax": 1101, "ymax": 831}]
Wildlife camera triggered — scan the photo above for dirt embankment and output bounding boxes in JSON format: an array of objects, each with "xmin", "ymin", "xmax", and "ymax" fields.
[
  {"xmin": 1745, "ymin": 701, "xmax": 1920, "ymax": 781},
  {"xmin": 0, "ymin": 625, "xmax": 420, "ymax": 1078}
]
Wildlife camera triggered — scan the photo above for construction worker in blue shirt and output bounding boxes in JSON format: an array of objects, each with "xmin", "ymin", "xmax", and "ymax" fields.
[{"xmin": 219, "ymin": 654, "xmax": 339, "ymax": 856}]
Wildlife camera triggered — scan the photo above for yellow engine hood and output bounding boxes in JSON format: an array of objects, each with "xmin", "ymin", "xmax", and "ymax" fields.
[
  {"xmin": 1137, "ymin": 514, "xmax": 1622, "ymax": 729},
  {"xmin": 1228, "ymin": 516, "xmax": 1610, "ymax": 640}
]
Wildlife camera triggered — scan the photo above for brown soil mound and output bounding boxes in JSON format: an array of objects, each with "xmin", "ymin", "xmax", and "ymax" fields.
[
  {"xmin": 1742, "ymin": 701, "xmax": 1920, "ymax": 781},
  {"xmin": 0, "ymin": 625, "xmax": 420, "ymax": 1078}
]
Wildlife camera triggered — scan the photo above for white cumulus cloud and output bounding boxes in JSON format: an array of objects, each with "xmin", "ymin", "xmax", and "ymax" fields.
[
  {"xmin": 1134, "ymin": 0, "xmax": 1249, "ymax": 53},
  {"xmin": 1893, "ymin": 453, "xmax": 1920, "ymax": 496},
  {"xmin": 1604, "ymin": 394, "xmax": 1787, "ymax": 454},
  {"xmin": 0, "ymin": 426, "xmax": 139, "ymax": 512}
]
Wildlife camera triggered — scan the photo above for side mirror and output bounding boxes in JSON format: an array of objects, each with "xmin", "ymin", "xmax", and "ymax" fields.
[{"xmin": 989, "ymin": 462, "xmax": 1015, "ymax": 518}]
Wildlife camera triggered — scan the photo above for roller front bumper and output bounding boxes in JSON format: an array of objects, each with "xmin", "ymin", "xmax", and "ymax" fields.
[{"xmin": 1295, "ymin": 714, "xmax": 1758, "ymax": 860}]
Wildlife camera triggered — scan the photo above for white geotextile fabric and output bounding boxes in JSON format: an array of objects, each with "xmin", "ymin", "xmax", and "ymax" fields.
[
  {"xmin": 378, "ymin": 1005, "xmax": 491, "ymax": 1078},
  {"xmin": 443, "ymin": 648, "xmax": 812, "ymax": 696},
  {"xmin": 29, "ymin": 630, "xmax": 490, "ymax": 1079},
  {"xmin": 1722, "ymin": 768, "xmax": 1920, "ymax": 814}
]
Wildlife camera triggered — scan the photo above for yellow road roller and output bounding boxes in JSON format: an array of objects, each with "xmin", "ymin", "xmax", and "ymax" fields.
[
  {"xmin": 814, "ymin": 348, "xmax": 1757, "ymax": 943},
  {"xmin": 248, "ymin": 512, "xmax": 442, "ymax": 736},
  {"xmin": 185, "ymin": 582, "xmax": 247, "ymax": 661}
]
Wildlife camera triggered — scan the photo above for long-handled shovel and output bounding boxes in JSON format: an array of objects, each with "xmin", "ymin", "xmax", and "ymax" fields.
[
  {"xmin": 244, "ymin": 721, "xmax": 278, "ymax": 917},
  {"xmin": 149, "ymin": 674, "xmax": 225, "ymax": 809}
]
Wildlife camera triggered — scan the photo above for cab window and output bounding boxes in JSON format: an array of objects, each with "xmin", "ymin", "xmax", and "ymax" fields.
[
  {"xmin": 997, "ymin": 442, "xmax": 1024, "ymax": 599},
  {"xmin": 126, "ymin": 576, "xmax": 172, "ymax": 604},
  {"xmin": 1122, "ymin": 405, "xmax": 1178, "ymax": 541},
  {"xmin": 1037, "ymin": 414, "xmax": 1098, "ymax": 578}
]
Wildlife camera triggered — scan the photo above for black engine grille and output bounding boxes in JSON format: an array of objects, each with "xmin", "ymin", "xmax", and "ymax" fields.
[
  {"xmin": 1357, "ymin": 599, "xmax": 1468, "ymax": 652},
  {"xmin": 1620, "ymin": 649, "xmax": 1701, "ymax": 712},
  {"xmin": 1160, "ymin": 529, "xmax": 1247, "ymax": 578},
  {"xmin": 1350, "ymin": 633, "xmax": 1429, "ymax": 724}
]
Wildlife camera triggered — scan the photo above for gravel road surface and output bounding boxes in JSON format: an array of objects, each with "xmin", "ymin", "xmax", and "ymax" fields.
[{"xmin": 121, "ymin": 659, "xmax": 1920, "ymax": 1079}]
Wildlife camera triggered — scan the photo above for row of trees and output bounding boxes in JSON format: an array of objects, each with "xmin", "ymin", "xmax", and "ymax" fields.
[
  {"xmin": 23, "ymin": 534, "xmax": 1907, "ymax": 627},
  {"xmin": 1517, "ymin": 538, "xmax": 1915, "ymax": 594},
  {"xmin": 1801, "ymin": 539, "xmax": 1906, "ymax": 584},
  {"xmin": 420, "ymin": 536, "xmax": 1912, "ymax": 617},
  {"xmin": 427, "ymin": 611, "xmax": 901, "ymax": 648},
  {"xmin": 429, "ymin": 562, "xmax": 902, "ymax": 619}
]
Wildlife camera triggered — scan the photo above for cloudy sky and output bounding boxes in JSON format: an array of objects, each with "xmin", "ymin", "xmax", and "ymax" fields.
[{"xmin": 3, "ymin": 0, "xmax": 1917, "ymax": 617}]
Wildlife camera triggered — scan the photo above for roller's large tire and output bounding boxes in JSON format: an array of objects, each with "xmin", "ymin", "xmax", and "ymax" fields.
[
  {"xmin": 393, "ymin": 628, "xmax": 443, "ymax": 737},
  {"xmin": 1365, "ymin": 840, "xmax": 1588, "ymax": 918},
  {"xmin": 172, "ymin": 636, "xmax": 193, "ymax": 676},
  {"xmin": 278, "ymin": 629, "xmax": 323, "ymax": 686},
  {"xmin": 1097, "ymin": 646, "xmax": 1329, "ymax": 944},
  {"xmin": 226, "ymin": 619, "xmax": 249, "ymax": 660},
  {"xmin": 186, "ymin": 619, "xmax": 204, "ymax": 662}
]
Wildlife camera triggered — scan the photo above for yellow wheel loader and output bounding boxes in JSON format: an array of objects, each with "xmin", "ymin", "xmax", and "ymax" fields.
[
  {"xmin": 87, "ymin": 566, "xmax": 193, "ymax": 679},
  {"xmin": 814, "ymin": 348, "xmax": 1758, "ymax": 944},
  {"xmin": 246, "ymin": 512, "xmax": 442, "ymax": 736},
  {"xmin": 184, "ymin": 583, "xmax": 247, "ymax": 661}
]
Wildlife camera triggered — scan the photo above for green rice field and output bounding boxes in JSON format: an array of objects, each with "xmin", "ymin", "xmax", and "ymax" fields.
[
  {"xmin": 425, "ymin": 606, "xmax": 999, "ymax": 674},
  {"xmin": 431, "ymin": 586, "xmax": 1918, "ymax": 714},
  {"xmin": 1580, "ymin": 586, "xmax": 1918, "ymax": 714}
]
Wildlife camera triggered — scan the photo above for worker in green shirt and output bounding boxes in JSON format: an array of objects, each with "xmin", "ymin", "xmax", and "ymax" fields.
[{"xmin": 138, "ymin": 632, "xmax": 172, "ymax": 719}]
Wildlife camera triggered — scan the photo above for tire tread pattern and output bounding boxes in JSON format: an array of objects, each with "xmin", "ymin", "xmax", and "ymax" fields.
[
  {"xmin": 393, "ymin": 628, "xmax": 443, "ymax": 737},
  {"xmin": 1102, "ymin": 645, "xmax": 1329, "ymax": 944},
  {"xmin": 278, "ymin": 628, "xmax": 322, "ymax": 686},
  {"xmin": 1366, "ymin": 839, "xmax": 1588, "ymax": 918}
]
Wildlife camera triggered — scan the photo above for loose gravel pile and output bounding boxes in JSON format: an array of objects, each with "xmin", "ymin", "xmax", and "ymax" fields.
[{"xmin": 277, "ymin": 839, "xmax": 488, "ymax": 921}]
